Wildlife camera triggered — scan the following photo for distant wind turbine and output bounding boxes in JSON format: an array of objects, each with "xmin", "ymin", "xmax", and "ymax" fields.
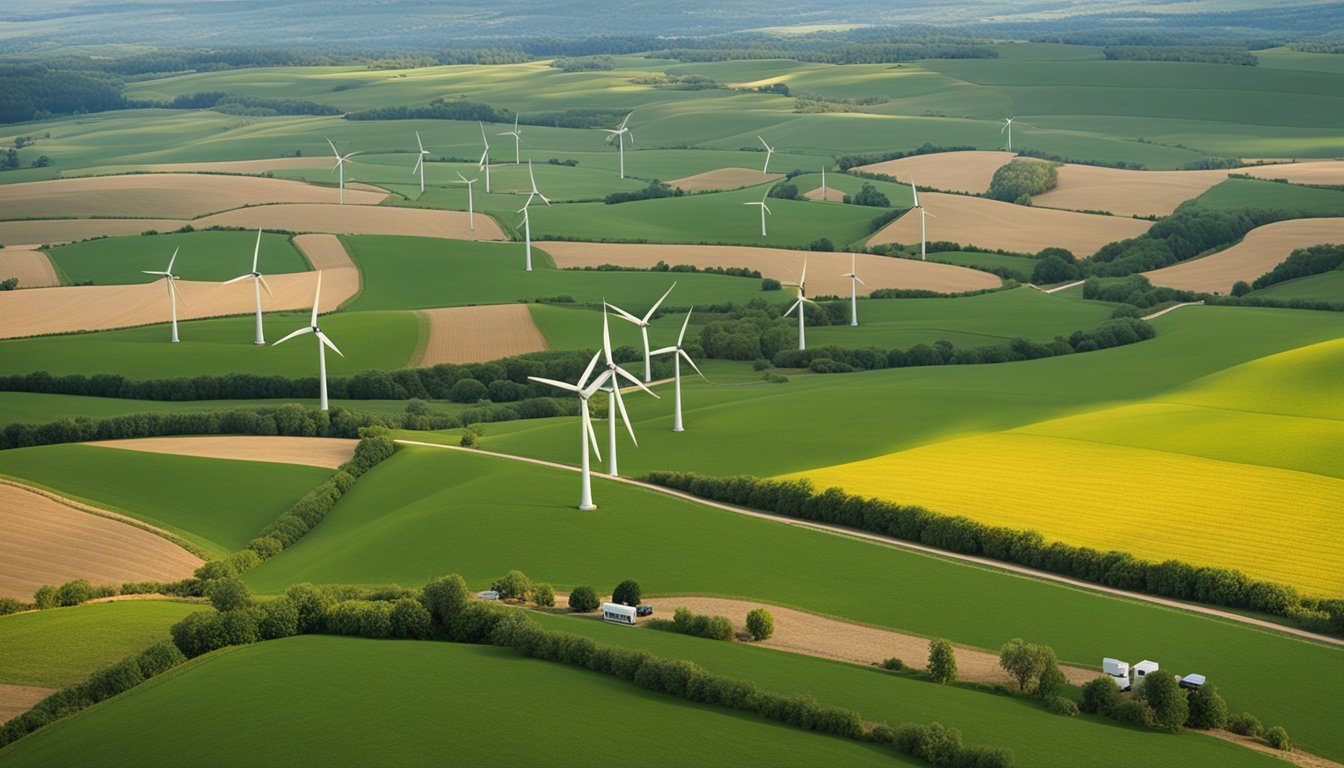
[
  {"xmin": 142, "ymin": 247, "xmax": 186, "ymax": 343},
  {"xmin": 223, "ymin": 229, "xmax": 274, "ymax": 345},
  {"xmin": 606, "ymin": 282, "xmax": 676, "ymax": 382},
  {"xmin": 411, "ymin": 131, "xmax": 431, "ymax": 193},
  {"xmin": 821, "ymin": 165, "xmax": 828, "ymax": 202},
  {"xmin": 1001, "ymin": 114, "xmax": 1036, "ymax": 152},
  {"xmin": 518, "ymin": 160, "xmax": 551, "ymax": 272},
  {"xmin": 455, "ymin": 171, "xmax": 478, "ymax": 231},
  {"xmin": 784, "ymin": 258, "xmax": 817, "ymax": 350},
  {"xmin": 911, "ymin": 178, "xmax": 935, "ymax": 260},
  {"xmin": 651, "ymin": 308, "xmax": 704, "ymax": 433},
  {"xmin": 477, "ymin": 121, "xmax": 492, "ymax": 193},
  {"xmin": 758, "ymin": 135, "xmax": 775, "ymax": 174},
  {"xmin": 744, "ymin": 184, "xmax": 774, "ymax": 237},
  {"xmin": 325, "ymin": 138, "xmax": 361, "ymax": 205},
  {"xmin": 528, "ymin": 350, "xmax": 607, "ymax": 510},
  {"xmin": 272, "ymin": 272, "xmax": 343, "ymax": 411},
  {"xmin": 841, "ymin": 252, "xmax": 864, "ymax": 327},
  {"xmin": 597, "ymin": 305, "xmax": 659, "ymax": 478},
  {"xmin": 499, "ymin": 114, "xmax": 522, "ymax": 165},
  {"xmin": 603, "ymin": 111, "xmax": 635, "ymax": 179}
]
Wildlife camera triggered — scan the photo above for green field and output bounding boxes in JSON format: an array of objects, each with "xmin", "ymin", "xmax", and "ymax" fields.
[
  {"xmin": 0, "ymin": 393, "xmax": 468, "ymax": 427},
  {"xmin": 0, "ymin": 445, "xmax": 331, "ymax": 556},
  {"xmin": 0, "ymin": 635, "xmax": 904, "ymax": 768},
  {"xmin": 243, "ymin": 445, "xmax": 1344, "ymax": 760},
  {"xmin": 44, "ymin": 231, "xmax": 311, "ymax": 286},
  {"xmin": 1189, "ymin": 177, "xmax": 1344, "ymax": 215},
  {"xmin": 0, "ymin": 601, "xmax": 202, "ymax": 687},
  {"xmin": 925, "ymin": 251, "xmax": 1038, "ymax": 281},
  {"xmin": 0, "ymin": 310, "xmax": 420, "ymax": 379},
  {"xmin": 1248, "ymin": 270, "xmax": 1344, "ymax": 302}
]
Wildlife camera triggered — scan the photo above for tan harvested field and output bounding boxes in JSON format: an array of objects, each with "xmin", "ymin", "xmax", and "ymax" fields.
[
  {"xmin": 1242, "ymin": 160, "xmax": 1344, "ymax": 186},
  {"xmin": 0, "ymin": 234, "xmax": 357, "ymax": 339},
  {"xmin": 0, "ymin": 483, "xmax": 202, "ymax": 602},
  {"xmin": 197, "ymin": 203, "xmax": 505, "ymax": 240},
  {"xmin": 636, "ymin": 596, "xmax": 1095, "ymax": 686},
  {"xmin": 0, "ymin": 684, "xmax": 55, "ymax": 724},
  {"xmin": 854, "ymin": 150, "xmax": 1020, "ymax": 194},
  {"xmin": 0, "ymin": 174, "xmax": 386, "ymax": 220},
  {"xmin": 0, "ymin": 248, "xmax": 60, "ymax": 287},
  {"xmin": 1031, "ymin": 165, "xmax": 1229, "ymax": 217},
  {"xmin": 538, "ymin": 241, "xmax": 1000, "ymax": 296},
  {"xmin": 668, "ymin": 167, "xmax": 782, "ymax": 192},
  {"xmin": 1144, "ymin": 217, "xmax": 1344, "ymax": 293},
  {"xmin": 85, "ymin": 436, "xmax": 356, "ymax": 469},
  {"xmin": 0, "ymin": 218, "xmax": 182, "ymax": 247},
  {"xmin": 418, "ymin": 304, "xmax": 548, "ymax": 366},
  {"xmin": 73, "ymin": 157, "xmax": 331, "ymax": 176},
  {"xmin": 869, "ymin": 192, "xmax": 1152, "ymax": 257},
  {"xmin": 801, "ymin": 185, "xmax": 841, "ymax": 202}
]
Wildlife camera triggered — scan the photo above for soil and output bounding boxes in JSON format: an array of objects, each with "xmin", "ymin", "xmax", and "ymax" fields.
[
  {"xmin": 668, "ymin": 168, "xmax": 783, "ymax": 193},
  {"xmin": 418, "ymin": 304, "xmax": 548, "ymax": 366},
  {"xmin": 83, "ymin": 436, "xmax": 357, "ymax": 469},
  {"xmin": 1144, "ymin": 218, "xmax": 1344, "ymax": 293}
]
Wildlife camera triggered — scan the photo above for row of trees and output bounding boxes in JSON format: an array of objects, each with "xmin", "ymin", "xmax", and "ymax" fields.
[
  {"xmin": 1102, "ymin": 46, "xmax": 1258, "ymax": 66},
  {"xmin": 1085, "ymin": 207, "xmax": 1292, "ymax": 277},
  {"xmin": 604, "ymin": 179, "xmax": 684, "ymax": 204},
  {"xmin": 1250, "ymin": 243, "xmax": 1344, "ymax": 290},
  {"xmin": 640, "ymin": 472, "xmax": 1344, "ymax": 637},
  {"xmin": 650, "ymin": 607, "xmax": 735, "ymax": 640}
]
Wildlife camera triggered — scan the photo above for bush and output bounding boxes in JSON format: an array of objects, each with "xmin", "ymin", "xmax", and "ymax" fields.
[
  {"xmin": 32, "ymin": 585, "xmax": 58, "ymax": 609},
  {"xmin": 1136, "ymin": 670, "xmax": 1188, "ymax": 731},
  {"xmin": 256, "ymin": 598, "xmax": 300, "ymax": 640},
  {"xmin": 420, "ymin": 574, "xmax": 471, "ymax": 626},
  {"xmin": 1231, "ymin": 280, "xmax": 1252, "ymax": 297},
  {"xmin": 612, "ymin": 579, "xmax": 641, "ymax": 606},
  {"xmin": 532, "ymin": 583, "xmax": 556, "ymax": 608},
  {"xmin": 987, "ymin": 160, "xmax": 1058, "ymax": 202},
  {"xmin": 1045, "ymin": 695, "xmax": 1079, "ymax": 717},
  {"xmin": 762, "ymin": 277, "xmax": 782, "ymax": 291},
  {"xmin": 56, "ymin": 579, "xmax": 93, "ymax": 607},
  {"xmin": 1264, "ymin": 725, "xmax": 1291, "ymax": 750},
  {"xmin": 568, "ymin": 585, "xmax": 599, "ymax": 612},
  {"xmin": 491, "ymin": 570, "xmax": 531, "ymax": 601},
  {"xmin": 1112, "ymin": 699, "xmax": 1155, "ymax": 728},
  {"xmin": 846, "ymin": 182, "xmax": 890, "ymax": 207},
  {"xmin": 1031, "ymin": 254, "xmax": 1079, "ymax": 284},
  {"xmin": 390, "ymin": 597, "xmax": 432, "ymax": 639},
  {"xmin": 1079, "ymin": 676, "xmax": 1121, "ymax": 715},
  {"xmin": 0, "ymin": 597, "xmax": 26, "ymax": 616},
  {"xmin": 928, "ymin": 638, "xmax": 957, "ymax": 684},
  {"xmin": 895, "ymin": 721, "xmax": 963, "ymax": 766},
  {"xmin": 1185, "ymin": 683, "xmax": 1228, "ymax": 729},
  {"xmin": 745, "ymin": 608, "xmax": 775, "ymax": 641},
  {"xmin": 998, "ymin": 638, "xmax": 1054, "ymax": 693},
  {"xmin": 135, "ymin": 640, "xmax": 186, "ymax": 677},
  {"xmin": 881, "ymin": 657, "xmax": 905, "ymax": 671},
  {"xmin": 203, "ymin": 577, "xmax": 252, "ymax": 612},
  {"xmin": 1228, "ymin": 712, "xmax": 1262, "ymax": 737},
  {"xmin": 448, "ymin": 378, "xmax": 487, "ymax": 403}
]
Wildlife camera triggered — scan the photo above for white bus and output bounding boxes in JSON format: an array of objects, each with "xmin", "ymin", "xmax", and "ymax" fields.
[{"xmin": 602, "ymin": 602, "xmax": 637, "ymax": 626}]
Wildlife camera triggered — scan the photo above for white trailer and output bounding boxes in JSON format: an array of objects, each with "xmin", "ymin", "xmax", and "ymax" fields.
[
  {"xmin": 602, "ymin": 602, "xmax": 637, "ymax": 626},
  {"xmin": 1133, "ymin": 660, "xmax": 1159, "ymax": 687},
  {"xmin": 1103, "ymin": 658, "xmax": 1131, "ymax": 690}
]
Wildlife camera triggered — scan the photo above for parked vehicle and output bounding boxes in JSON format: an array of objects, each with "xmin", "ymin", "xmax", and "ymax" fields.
[
  {"xmin": 602, "ymin": 602, "xmax": 637, "ymax": 626},
  {"xmin": 1103, "ymin": 657, "xmax": 1132, "ymax": 690},
  {"xmin": 636, "ymin": 604, "xmax": 653, "ymax": 617},
  {"xmin": 1178, "ymin": 673, "xmax": 1206, "ymax": 690}
]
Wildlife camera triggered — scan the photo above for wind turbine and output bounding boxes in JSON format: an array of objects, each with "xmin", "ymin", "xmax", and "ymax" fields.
[
  {"xmin": 821, "ymin": 165, "xmax": 828, "ymax": 202},
  {"xmin": 1001, "ymin": 114, "xmax": 1035, "ymax": 152},
  {"xmin": 527, "ymin": 350, "xmax": 607, "ymax": 510},
  {"xmin": 455, "ymin": 171, "xmax": 478, "ymax": 231},
  {"xmin": 603, "ymin": 111, "xmax": 634, "ymax": 179},
  {"xmin": 784, "ymin": 258, "xmax": 817, "ymax": 350},
  {"xmin": 142, "ymin": 247, "xmax": 186, "ymax": 343},
  {"xmin": 841, "ymin": 253, "xmax": 864, "ymax": 327},
  {"xmin": 744, "ymin": 184, "xmax": 774, "ymax": 237},
  {"xmin": 499, "ymin": 114, "xmax": 522, "ymax": 165},
  {"xmin": 606, "ymin": 283, "xmax": 675, "ymax": 382},
  {"xmin": 911, "ymin": 178, "xmax": 935, "ymax": 260},
  {"xmin": 757, "ymin": 136, "xmax": 775, "ymax": 174},
  {"xmin": 325, "ymin": 138, "xmax": 361, "ymax": 205},
  {"xmin": 223, "ymin": 229, "xmax": 273, "ymax": 345},
  {"xmin": 599, "ymin": 306, "xmax": 659, "ymax": 478},
  {"xmin": 651, "ymin": 308, "xmax": 704, "ymax": 433},
  {"xmin": 272, "ymin": 272, "xmax": 343, "ymax": 412},
  {"xmin": 477, "ymin": 121, "xmax": 492, "ymax": 193},
  {"xmin": 518, "ymin": 160, "xmax": 551, "ymax": 272},
  {"xmin": 411, "ymin": 131, "xmax": 431, "ymax": 193}
]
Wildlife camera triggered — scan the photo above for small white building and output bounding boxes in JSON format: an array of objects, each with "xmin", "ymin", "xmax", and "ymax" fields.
[
  {"xmin": 1133, "ymin": 660, "xmax": 1159, "ymax": 686},
  {"xmin": 602, "ymin": 602, "xmax": 637, "ymax": 626}
]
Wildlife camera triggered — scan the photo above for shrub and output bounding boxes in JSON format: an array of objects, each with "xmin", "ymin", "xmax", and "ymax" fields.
[
  {"xmin": 448, "ymin": 378, "xmax": 487, "ymax": 403},
  {"xmin": 612, "ymin": 579, "xmax": 641, "ymax": 606},
  {"xmin": 660, "ymin": 607, "xmax": 734, "ymax": 641},
  {"xmin": 846, "ymin": 182, "xmax": 890, "ymax": 207},
  {"xmin": 1112, "ymin": 699, "xmax": 1155, "ymax": 728},
  {"xmin": 761, "ymin": 277, "xmax": 782, "ymax": 291},
  {"xmin": 745, "ymin": 608, "xmax": 775, "ymax": 641},
  {"xmin": 987, "ymin": 160, "xmax": 1058, "ymax": 202},
  {"xmin": 491, "ymin": 570, "xmax": 531, "ymax": 601},
  {"xmin": 390, "ymin": 597, "xmax": 432, "ymax": 639},
  {"xmin": 953, "ymin": 745, "xmax": 1016, "ymax": 768},
  {"xmin": 880, "ymin": 657, "xmax": 905, "ymax": 671},
  {"xmin": 1228, "ymin": 712, "xmax": 1262, "ymax": 736},
  {"xmin": 32, "ymin": 585, "xmax": 58, "ymax": 609},
  {"xmin": 1031, "ymin": 254, "xmax": 1079, "ymax": 284},
  {"xmin": 895, "ymin": 721, "xmax": 963, "ymax": 766},
  {"xmin": 421, "ymin": 574, "xmax": 471, "ymax": 626},
  {"xmin": 1079, "ymin": 676, "xmax": 1121, "ymax": 715},
  {"xmin": 203, "ymin": 577, "xmax": 252, "ymax": 612},
  {"xmin": 532, "ymin": 583, "xmax": 556, "ymax": 607},
  {"xmin": 1045, "ymin": 695, "xmax": 1079, "ymax": 717},
  {"xmin": 459, "ymin": 428, "xmax": 479, "ymax": 448},
  {"xmin": 568, "ymin": 585, "xmax": 599, "ymax": 612},
  {"xmin": 1231, "ymin": 280, "xmax": 1252, "ymax": 297},
  {"xmin": 1185, "ymin": 683, "xmax": 1228, "ymax": 729},
  {"xmin": 256, "ymin": 598, "xmax": 299, "ymax": 640},
  {"xmin": 56, "ymin": 579, "xmax": 94, "ymax": 607},
  {"xmin": 1136, "ymin": 670, "xmax": 1188, "ymax": 731},
  {"xmin": 928, "ymin": 638, "xmax": 957, "ymax": 684},
  {"xmin": 998, "ymin": 638, "xmax": 1053, "ymax": 693},
  {"xmin": 135, "ymin": 640, "xmax": 186, "ymax": 677},
  {"xmin": 0, "ymin": 597, "xmax": 26, "ymax": 616},
  {"xmin": 1264, "ymin": 725, "xmax": 1291, "ymax": 750}
]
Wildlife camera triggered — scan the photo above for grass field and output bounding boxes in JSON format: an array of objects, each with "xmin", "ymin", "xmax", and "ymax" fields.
[
  {"xmin": 44, "ymin": 231, "xmax": 310, "ymax": 286},
  {"xmin": 1248, "ymin": 270, "xmax": 1344, "ymax": 302},
  {"xmin": 0, "ymin": 444, "xmax": 331, "ymax": 556},
  {"xmin": 0, "ymin": 310, "xmax": 420, "ymax": 378},
  {"xmin": 0, "ymin": 635, "xmax": 904, "ymax": 768},
  {"xmin": 0, "ymin": 392, "xmax": 470, "ymax": 427},
  {"xmin": 925, "ymin": 251, "xmax": 1037, "ymax": 281},
  {"xmin": 1189, "ymin": 177, "xmax": 1344, "ymax": 215},
  {"xmin": 0, "ymin": 601, "xmax": 202, "ymax": 687},
  {"xmin": 243, "ymin": 445, "xmax": 1344, "ymax": 760}
]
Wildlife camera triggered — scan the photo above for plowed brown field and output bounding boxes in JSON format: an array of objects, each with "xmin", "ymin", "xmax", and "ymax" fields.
[
  {"xmin": 668, "ymin": 167, "xmax": 783, "ymax": 192},
  {"xmin": 0, "ymin": 219, "xmax": 182, "ymax": 247},
  {"xmin": 1144, "ymin": 217, "xmax": 1344, "ymax": 293},
  {"xmin": 74, "ymin": 157, "xmax": 331, "ymax": 176},
  {"xmin": 197, "ymin": 203, "xmax": 504, "ymax": 240},
  {"xmin": 854, "ymin": 150, "xmax": 1020, "ymax": 194},
  {"xmin": 85, "ymin": 436, "xmax": 356, "ymax": 469},
  {"xmin": 0, "ymin": 684, "xmax": 56, "ymax": 724},
  {"xmin": 1242, "ymin": 160, "xmax": 1344, "ymax": 186},
  {"xmin": 0, "ymin": 248, "xmax": 60, "ymax": 287},
  {"xmin": 418, "ymin": 304, "xmax": 548, "ymax": 366},
  {"xmin": 1032, "ymin": 165, "xmax": 1229, "ymax": 217}
]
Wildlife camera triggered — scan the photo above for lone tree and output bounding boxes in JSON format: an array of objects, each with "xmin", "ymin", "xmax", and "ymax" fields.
[
  {"xmin": 1080, "ymin": 676, "xmax": 1122, "ymax": 715},
  {"xmin": 612, "ymin": 579, "xmax": 641, "ymax": 606},
  {"xmin": 1137, "ymin": 670, "xmax": 1189, "ymax": 731},
  {"xmin": 532, "ymin": 583, "xmax": 556, "ymax": 608},
  {"xmin": 745, "ymin": 608, "xmax": 775, "ymax": 641},
  {"xmin": 204, "ymin": 577, "xmax": 252, "ymax": 612},
  {"xmin": 1186, "ymin": 683, "xmax": 1229, "ymax": 730},
  {"xmin": 998, "ymin": 638, "xmax": 1058, "ymax": 693},
  {"xmin": 927, "ymin": 638, "xmax": 957, "ymax": 684},
  {"xmin": 568, "ymin": 585, "xmax": 599, "ymax": 612},
  {"xmin": 491, "ymin": 570, "xmax": 531, "ymax": 601}
]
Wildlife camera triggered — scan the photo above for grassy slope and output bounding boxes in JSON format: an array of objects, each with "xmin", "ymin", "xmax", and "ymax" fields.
[
  {"xmin": 0, "ymin": 393, "xmax": 469, "ymax": 426},
  {"xmin": 0, "ymin": 636, "xmax": 902, "ymax": 768},
  {"xmin": 0, "ymin": 602, "xmax": 202, "ymax": 687},
  {"xmin": 44, "ymin": 232, "xmax": 310, "ymax": 286},
  {"xmin": 243, "ymin": 446, "xmax": 1344, "ymax": 760},
  {"xmin": 925, "ymin": 251, "xmax": 1037, "ymax": 281},
  {"xmin": 1190, "ymin": 177, "xmax": 1344, "ymax": 215},
  {"xmin": 0, "ymin": 445, "xmax": 331, "ymax": 556},
  {"xmin": 1248, "ymin": 270, "xmax": 1344, "ymax": 302}
]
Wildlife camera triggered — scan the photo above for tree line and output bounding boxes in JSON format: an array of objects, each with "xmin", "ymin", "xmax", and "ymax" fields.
[
  {"xmin": 1083, "ymin": 207, "xmax": 1294, "ymax": 277},
  {"xmin": 1102, "ymin": 45, "xmax": 1259, "ymax": 66}
]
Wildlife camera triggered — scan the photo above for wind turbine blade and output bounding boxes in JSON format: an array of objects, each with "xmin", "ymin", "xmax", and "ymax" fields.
[
  {"xmin": 911, "ymin": 181, "xmax": 919, "ymax": 208},
  {"xmin": 800, "ymin": 258, "xmax": 808, "ymax": 287},
  {"xmin": 223, "ymin": 274, "xmax": 252, "ymax": 285},
  {"xmin": 478, "ymin": 149, "xmax": 489, "ymax": 168},
  {"xmin": 310, "ymin": 272, "xmax": 323, "ymax": 326},
  {"xmin": 326, "ymin": 137, "xmax": 339, "ymax": 157},
  {"xmin": 252, "ymin": 229, "xmax": 262, "ymax": 272},
  {"xmin": 611, "ymin": 385, "xmax": 639, "ymax": 447},
  {"xmin": 456, "ymin": 171, "xmax": 469, "ymax": 183},
  {"xmin": 416, "ymin": 131, "xmax": 424, "ymax": 153},
  {"xmin": 677, "ymin": 306, "xmax": 693, "ymax": 345},
  {"xmin": 583, "ymin": 401, "xmax": 602, "ymax": 461},
  {"xmin": 1001, "ymin": 123, "xmax": 1008, "ymax": 133},
  {"xmin": 643, "ymin": 282, "xmax": 676, "ymax": 322},
  {"xmin": 272, "ymin": 326, "xmax": 313, "ymax": 346},
  {"xmin": 166, "ymin": 247, "xmax": 179, "ymax": 275},
  {"xmin": 615, "ymin": 365, "xmax": 657, "ymax": 397},
  {"xmin": 650, "ymin": 345, "xmax": 678, "ymax": 356},
  {"xmin": 528, "ymin": 375, "xmax": 581, "ymax": 393},
  {"xmin": 758, "ymin": 135, "xmax": 770, "ymax": 151},
  {"xmin": 142, "ymin": 270, "xmax": 169, "ymax": 276},
  {"xmin": 801, "ymin": 296, "xmax": 818, "ymax": 306},
  {"xmin": 168, "ymin": 279, "xmax": 186, "ymax": 304},
  {"xmin": 620, "ymin": 111, "xmax": 632, "ymax": 130},
  {"xmin": 681, "ymin": 349, "xmax": 705, "ymax": 379},
  {"xmin": 786, "ymin": 299, "xmax": 801, "ymax": 316},
  {"xmin": 539, "ymin": 193, "xmax": 551, "ymax": 207},
  {"xmin": 761, "ymin": 203, "xmax": 771, "ymax": 215},
  {"xmin": 317, "ymin": 331, "xmax": 344, "ymax": 358},
  {"xmin": 602, "ymin": 305, "xmax": 615, "ymax": 361},
  {"xmin": 606, "ymin": 302, "xmax": 643, "ymax": 326},
  {"xmin": 579, "ymin": 349, "xmax": 603, "ymax": 388},
  {"xmin": 412, "ymin": 155, "xmax": 423, "ymax": 174},
  {"xmin": 582, "ymin": 368, "xmax": 613, "ymax": 400},
  {"xmin": 856, "ymin": 276, "xmax": 866, "ymax": 286},
  {"xmin": 626, "ymin": 129, "xmax": 634, "ymax": 146},
  {"xmin": 258, "ymin": 274, "xmax": 274, "ymax": 298}
]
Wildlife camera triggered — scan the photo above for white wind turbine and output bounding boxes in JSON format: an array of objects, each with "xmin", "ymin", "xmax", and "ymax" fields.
[
  {"xmin": 527, "ymin": 350, "xmax": 607, "ymax": 510},
  {"xmin": 598, "ymin": 306, "xmax": 659, "ymax": 478},
  {"xmin": 499, "ymin": 114, "xmax": 522, "ymax": 165},
  {"xmin": 143, "ymin": 247, "xmax": 187, "ymax": 343},
  {"xmin": 602, "ymin": 111, "xmax": 634, "ymax": 179},
  {"xmin": 784, "ymin": 258, "xmax": 817, "ymax": 350},
  {"xmin": 842, "ymin": 252, "xmax": 864, "ymax": 327},
  {"xmin": 272, "ymin": 272, "xmax": 343, "ymax": 411},
  {"xmin": 911, "ymin": 178, "xmax": 935, "ymax": 260},
  {"xmin": 606, "ymin": 282, "xmax": 676, "ymax": 382},
  {"xmin": 411, "ymin": 131, "xmax": 431, "ymax": 193},
  {"xmin": 757, "ymin": 135, "xmax": 775, "ymax": 174},
  {"xmin": 518, "ymin": 159, "xmax": 551, "ymax": 272},
  {"xmin": 820, "ymin": 165, "xmax": 828, "ymax": 202},
  {"xmin": 744, "ymin": 184, "xmax": 775, "ymax": 237},
  {"xmin": 223, "ymin": 229, "xmax": 273, "ymax": 345},
  {"xmin": 651, "ymin": 308, "xmax": 704, "ymax": 433},
  {"xmin": 477, "ymin": 121, "xmax": 492, "ymax": 193},
  {"xmin": 1001, "ymin": 114, "xmax": 1035, "ymax": 152},
  {"xmin": 325, "ymin": 138, "xmax": 361, "ymax": 205},
  {"xmin": 455, "ymin": 171, "xmax": 478, "ymax": 231}
]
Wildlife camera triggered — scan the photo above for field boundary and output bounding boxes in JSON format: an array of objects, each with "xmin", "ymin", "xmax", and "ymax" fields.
[{"xmin": 393, "ymin": 439, "xmax": 1344, "ymax": 650}]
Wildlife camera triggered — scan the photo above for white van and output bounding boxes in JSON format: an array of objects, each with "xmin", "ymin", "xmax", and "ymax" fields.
[{"xmin": 602, "ymin": 602, "xmax": 637, "ymax": 626}]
